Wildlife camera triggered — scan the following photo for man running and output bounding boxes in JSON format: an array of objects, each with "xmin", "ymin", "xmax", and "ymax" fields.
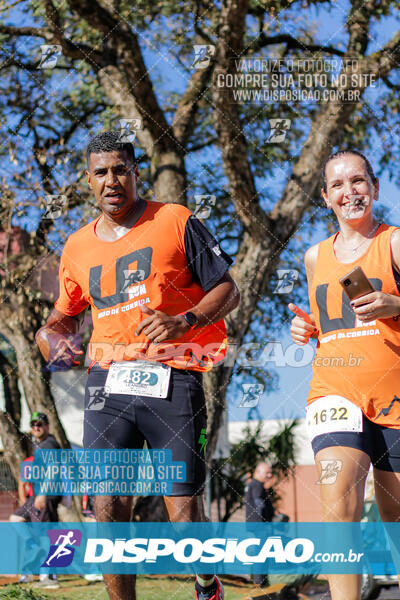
[{"xmin": 36, "ymin": 130, "xmax": 240, "ymax": 600}]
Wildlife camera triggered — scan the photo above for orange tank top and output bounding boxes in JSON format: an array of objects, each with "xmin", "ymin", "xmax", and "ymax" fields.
[{"xmin": 308, "ymin": 224, "xmax": 400, "ymax": 427}]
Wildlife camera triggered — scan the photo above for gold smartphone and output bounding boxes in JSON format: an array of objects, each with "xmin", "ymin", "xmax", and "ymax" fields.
[{"xmin": 339, "ymin": 266, "xmax": 375, "ymax": 302}]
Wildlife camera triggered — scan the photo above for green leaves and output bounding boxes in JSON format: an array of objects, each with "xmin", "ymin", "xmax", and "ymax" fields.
[
  {"xmin": 0, "ymin": 584, "xmax": 48, "ymax": 600},
  {"xmin": 211, "ymin": 420, "xmax": 298, "ymax": 521}
]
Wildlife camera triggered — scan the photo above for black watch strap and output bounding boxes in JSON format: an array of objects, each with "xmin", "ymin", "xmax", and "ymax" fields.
[{"xmin": 183, "ymin": 311, "xmax": 198, "ymax": 328}]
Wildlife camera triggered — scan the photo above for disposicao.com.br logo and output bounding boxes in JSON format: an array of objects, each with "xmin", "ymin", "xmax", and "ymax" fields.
[
  {"xmin": 6, "ymin": 522, "xmax": 385, "ymax": 575},
  {"xmin": 84, "ymin": 535, "xmax": 314, "ymax": 565}
]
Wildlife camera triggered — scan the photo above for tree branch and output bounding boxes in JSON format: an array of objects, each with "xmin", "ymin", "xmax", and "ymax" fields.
[
  {"xmin": 0, "ymin": 54, "xmax": 67, "ymax": 71},
  {"xmin": 66, "ymin": 0, "xmax": 175, "ymax": 155},
  {"xmin": 248, "ymin": 33, "xmax": 345, "ymax": 56},
  {"xmin": 382, "ymin": 75, "xmax": 400, "ymax": 91},
  {"xmin": 347, "ymin": 0, "xmax": 378, "ymax": 55},
  {"xmin": 0, "ymin": 0, "xmax": 24, "ymax": 11},
  {"xmin": 40, "ymin": 0, "xmax": 106, "ymax": 70},
  {"xmin": 95, "ymin": 66, "xmax": 157, "ymax": 159},
  {"xmin": 61, "ymin": 0, "xmax": 191, "ymax": 202},
  {"xmin": 172, "ymin": 64, "xmax": 215, "ymax": 147},
  {"xmin": 366, "ymin": 31, "xmax": 400, "ymax": 78},
  {"xmin": 57, "ymin": 104, "xmax": 105, "ymax": 148},
  {"xmin": 211, "ymin": 0, "xmax": 272, "ymax": 240},
  {"xmin": 0, "ymin": 25, "xmax": 53, "ymax": 39},
  {"xmin": 268, "ymin": 0, "xmax": 381, "ymax": 240},
  {"xmin": 0, "ymin": 25, "xmax": 104, "ymax": 72},
  {"xmin": 193, "ymin": 0, "xmax": 215, "ymax": 46},
  {"xmin": 187, "ymin": 137, "xmax": 218, "ymax": 152}
]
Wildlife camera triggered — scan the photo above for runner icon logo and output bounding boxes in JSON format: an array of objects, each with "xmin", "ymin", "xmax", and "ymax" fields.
[
  {"xmin": 38, "ymin": 45, "xmax": 62, "ymax": 69},
  {"xmin": 87, "ymin": 387, "xmax": 109, "ymax": 411},
  {"xmin": 266, "ymin": 118, "xmax": 291, "ymax": 143},
  {"xmin": 43, "ymin": 195, "xmax": 67, "ymax": 220},
  {"xmin": 193, "ymin": 194, "xmax": 216, "ymax": 219},
  {"xmin": 192, "ymin": 45, "xmax": 215, "ymax": 69},
  {"xmin": 239, "ymin": 383, "xmax": 264, "ymax": 408},
  {"xmin": 274, "ymin": 269, "xmax": 299, "ymax": 294},
  {"xmin": 41, "ymin": 529, "xmax": 82, "ymax": 567},
  {"xmin": 316, "ymin": 460, "xmax": 343, "ymax": 485},
  {"xmin": 120, "ymin": 270, "xmax": 147, "ymax": 295},
  {"xmin": 118, "ymin": 118, "xmax": 142, "ymax": 143}
]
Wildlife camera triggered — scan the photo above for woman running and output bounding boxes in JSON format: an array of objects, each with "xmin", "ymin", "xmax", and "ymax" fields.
[{"xmin": 289, "ymin": 150, "xmax": 400, "ymax": 600}]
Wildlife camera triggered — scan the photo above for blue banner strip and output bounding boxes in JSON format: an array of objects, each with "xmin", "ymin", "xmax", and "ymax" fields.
[{"xmin": 3, "ymin": 522, "xmax": 399, "ymax": 575}]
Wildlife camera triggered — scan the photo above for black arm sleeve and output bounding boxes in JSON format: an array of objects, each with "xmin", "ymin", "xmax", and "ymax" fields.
[{"xmin": 184, "ymin": 216, "xmax": 233, "ymax": 292}]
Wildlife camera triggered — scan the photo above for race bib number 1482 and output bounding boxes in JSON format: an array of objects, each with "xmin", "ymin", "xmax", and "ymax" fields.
[{"xmin": 105, "ymin": 361, "xmax": 171, "ymax": 398}]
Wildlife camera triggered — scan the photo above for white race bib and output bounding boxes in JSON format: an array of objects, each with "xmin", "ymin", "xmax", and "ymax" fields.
[
  {"xmin": 306, "ymin": 395, "xmax": 363, "ymax": 440},
  {"xmin": 105, "ymin": 361, "xmax": 171, "ymax": 398}
]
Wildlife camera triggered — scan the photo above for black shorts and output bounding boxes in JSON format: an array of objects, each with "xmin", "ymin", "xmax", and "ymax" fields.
[
  {"xmin": 84, "ymin": 365, "xmax": 207, "ymax": 496},
  {"xmin": 14, "ymin": 496, "xmax": 61, "ymax": 522},
  {"xmin": 312, "ymin": 414, "xmax": 400, "ymax": 472}
]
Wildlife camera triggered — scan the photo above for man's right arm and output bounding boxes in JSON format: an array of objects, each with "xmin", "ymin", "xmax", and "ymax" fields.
[
  {"xmin": 36, "ymin": 239, "xmax": 89, "ymax": 365},
  {"xmin": 35, "ymin": 308, "xmax": 84, "ymax": 364}
]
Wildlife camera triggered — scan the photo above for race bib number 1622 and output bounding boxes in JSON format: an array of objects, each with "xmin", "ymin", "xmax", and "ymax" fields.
[{"xmin": 306, "ymin": 395, "xmax": 363, "ymax": 440}]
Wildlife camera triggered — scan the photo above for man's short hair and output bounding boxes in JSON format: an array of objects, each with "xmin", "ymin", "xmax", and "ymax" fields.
[{"xmin": 86, "ymin": 131, "xmax": 136, "ymax": 167}]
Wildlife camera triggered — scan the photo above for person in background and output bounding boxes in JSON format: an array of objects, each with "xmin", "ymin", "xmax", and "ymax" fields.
[
  {"xmin": 11, "ymin": 412, "xmax": 61, "ymax": 589},
  {"xmin": 245, "ymin": 461, "xmax": 275, "ymax": 588}
]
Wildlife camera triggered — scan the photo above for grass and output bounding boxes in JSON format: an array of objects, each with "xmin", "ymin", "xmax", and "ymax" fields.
[
  {"xmin": 0, "ymin": 587, "xmax": 48, "ymax": 600},
  {"xmin": 0, "ymin": 575, "xmax": 261, "ymax": 600},
  {"xmin": 0, "ymin": 575, "xmax": 330, "ymax": 599}
]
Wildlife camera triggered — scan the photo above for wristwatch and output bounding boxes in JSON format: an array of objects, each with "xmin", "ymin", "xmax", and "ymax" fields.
[{"xmin": 183, "ymin": 311, "xmax": 199, "ymax": 329}]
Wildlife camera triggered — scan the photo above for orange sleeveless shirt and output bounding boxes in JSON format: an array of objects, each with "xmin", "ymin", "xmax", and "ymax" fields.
[{"xmin": 308, "ymin": 224, "xmax": 400, "ymax": 428}]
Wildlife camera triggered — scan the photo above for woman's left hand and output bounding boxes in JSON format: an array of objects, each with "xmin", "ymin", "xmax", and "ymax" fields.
[{"xmin": 351, "ymin": 291, "xmax": 400, "ymax": 321}]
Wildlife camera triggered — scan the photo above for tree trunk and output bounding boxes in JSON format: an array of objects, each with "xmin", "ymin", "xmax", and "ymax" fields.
[
  {"xmin": 0, "ymin": 299, "xmax": 70, "ymax": 450},
  {"xmin": 151, "ymin": 150, "xmax": 187, "ymax": 206},
  {"xmin": 97, "ymin": 66, "xmax": 188, "ymax": 206},
  {"xmin": 0, "ymin": 413, "xmax": 29, "ymax": 484},
  {"xmin": 0, "ymin": 350, "xmax": 21, "ymax": 426}
]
